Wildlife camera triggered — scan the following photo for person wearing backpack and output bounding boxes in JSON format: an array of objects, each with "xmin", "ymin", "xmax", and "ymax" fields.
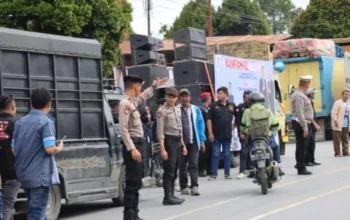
[{"xmin": 240, "ymin": 92, "xmax": 284, "ymax": 176}]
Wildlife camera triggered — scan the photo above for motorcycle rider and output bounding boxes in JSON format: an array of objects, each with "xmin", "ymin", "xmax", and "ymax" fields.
[{"xmin": 240, "ymin": 92, "xmax": 285, "ymax": 176}]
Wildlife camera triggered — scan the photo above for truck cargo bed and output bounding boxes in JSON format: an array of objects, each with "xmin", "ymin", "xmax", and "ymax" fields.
[{"xmin": 0, "ymin": 27, "xmax": 106, "ymax": 140}]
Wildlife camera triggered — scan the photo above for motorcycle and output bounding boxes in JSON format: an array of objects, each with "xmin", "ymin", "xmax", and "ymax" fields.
[{"xmin": 249, "ymin": 137, "xmax": 279, "ymax": 195}]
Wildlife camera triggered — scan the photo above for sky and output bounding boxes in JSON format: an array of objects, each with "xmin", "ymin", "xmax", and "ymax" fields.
[{"xmin": 128, "ymin": 0, "xmax": 310, "ymax": 39}]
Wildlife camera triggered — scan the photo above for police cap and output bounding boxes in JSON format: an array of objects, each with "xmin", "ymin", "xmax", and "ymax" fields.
[
  {"xmin": 306, "ymin": 88, "xmax": 317, "ymax": 95},
  {"xmin": 299, "ymin": 75, "xmax": 313, "ymax": 82},
  {"xmin": 165, "ymin": 88, "xmax": 179, "ymax": 97},
  {"xmin": 124, "ymin": 75, "xmax": 144, "ymax": 84}
]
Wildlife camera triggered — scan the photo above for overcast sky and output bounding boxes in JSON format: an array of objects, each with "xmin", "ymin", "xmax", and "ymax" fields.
[{"xmin": 128, "ymin": 0, "xmax": 310, "ymax": 38}]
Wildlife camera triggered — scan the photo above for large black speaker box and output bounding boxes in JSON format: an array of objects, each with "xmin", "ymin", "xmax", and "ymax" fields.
[
  {"xmin": 174, "ymin": 27, "xmax": 206, "ymax": 44},
  {"xmin": 174, "ymin": 84, "xmax": 213, "ymax": 106},
  {"xmin": 173, "ymin": 60, "xmax": 214, "ymax": 86},
  {"xmin": 130, "ymin": 34, "xmax": 163, "ymax": 51},
  {"xmin": 175, "ymin": 44, "xmax": 207, "ymax": 61},
  {"xmin": 131, "ymin": 50, "xmax": 166, "ymax": 66},
  {"xmin": 127, "ymin": 64, "xmax": 169, "ymax": 91}
]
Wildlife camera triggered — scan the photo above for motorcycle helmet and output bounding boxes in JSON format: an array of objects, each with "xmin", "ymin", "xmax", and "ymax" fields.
[{"xmin": 249, "ymin": 92, "xmax": 265, "ymax": 105}]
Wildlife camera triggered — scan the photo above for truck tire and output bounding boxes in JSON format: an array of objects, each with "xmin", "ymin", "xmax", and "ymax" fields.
[
  {"xmin": 231, "ymin": 152, "xmax": 240, "ymax": 168},
  {"xmin": 112, "ymin": 164, "xmax": 126, "ymax": 206},
  {"xmin": 46, "ymin": 185, "xmax": 61, "ymax": 220}
]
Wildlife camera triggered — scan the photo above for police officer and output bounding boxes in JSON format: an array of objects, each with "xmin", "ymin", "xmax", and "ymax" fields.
[
  {"xmin": 305, "ymin": 88, "xmax": 321, "ymax": 166},
  {"xmin": 119, "ymin": 75, "xmax": 167, "ymax": 220},
  {"xmin": 157, "ymin": 88, "xmax": 187, "ymax": 206},
  {"xmin": 290, "ymin": 75, "xmax": 314, "ymax": 175}
]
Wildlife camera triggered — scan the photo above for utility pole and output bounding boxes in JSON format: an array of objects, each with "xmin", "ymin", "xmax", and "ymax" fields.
[
  {"xmin": 147, "ymin": 0, "xmax": 151, "ymax": 36},
  {"xmin": 208, "ymin": 0, "xmax": 212, "ymax": 36}
]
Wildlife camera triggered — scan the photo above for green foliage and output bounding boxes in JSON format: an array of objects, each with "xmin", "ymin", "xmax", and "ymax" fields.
[
  {"xmin": 159, "ymin": 0, "xmax": 215, "ymax": 39},
  {"xmin": 257, "ymin": 0, "xmax": 302, "ymax": 34},
  {"xmin": 0, "ymin": 0, "xmax": 133, "ymax": 76},
  {"xmin": 291, "ymin": 0, "xmax": 350, "ymax": 38},
  {"xmin": 215, "ymin": 0, "xmax": 272, "ymax": 35}
]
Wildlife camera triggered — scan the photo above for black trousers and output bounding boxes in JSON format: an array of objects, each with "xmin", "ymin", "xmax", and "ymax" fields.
[
  {"xmin": 142, "ymin": 126, "xmax": 152, "ymax": 177},
  {"xmin": 122, "ymin": 138, "xmax": 144, "ymax": 211},
  {"xmin": 162, "ymin": 135, "xmax": 181, "ymax": 196},
  {"xmin": 179, "ymin": 143, "xmax": 199, "ymax": 189},
  {"xmin": 198, "ymin": 140, "xmax": 212, "ymax": 174},
  {"xmin": 292, "ymin": 120, "xmax": 311, "ymax": 170},
  {"xmin": 306, "ymin": 126, "xmax": 316, "ymax": 163}
]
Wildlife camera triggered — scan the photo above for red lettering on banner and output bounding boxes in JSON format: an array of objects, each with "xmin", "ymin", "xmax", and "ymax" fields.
[{"xmin": 224, "ymin": 58, "xmax": 249, "ymax": 71}]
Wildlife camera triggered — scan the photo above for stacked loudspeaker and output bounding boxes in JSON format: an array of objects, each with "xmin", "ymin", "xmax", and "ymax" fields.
[
  {"xmin": 173, "ymin": 27, "xmax": 215, "ymax": 106},
  {"xmin": 127, "ymin": 34, "xmax": 169, "ymax": 112}
]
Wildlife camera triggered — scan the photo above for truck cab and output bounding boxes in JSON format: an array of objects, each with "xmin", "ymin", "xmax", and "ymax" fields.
[{"xmin": 0, "ymin": 27, "xmax": 125, "ymax": 219}]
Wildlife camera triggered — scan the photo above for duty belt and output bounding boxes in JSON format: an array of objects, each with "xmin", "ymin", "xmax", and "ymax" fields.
[{"xmin": 130, "ymin": 137, "xmax": 145, "ymax": 144}]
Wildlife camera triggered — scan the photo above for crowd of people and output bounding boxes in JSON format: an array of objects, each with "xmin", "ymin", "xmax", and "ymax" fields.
[
  {"xmin": 0, "ymin": 74, "xmax": 349, "ymax": 220},
  {"xmin": 0, "ymin": 88, "xmax": 64, "ymax": 220}
]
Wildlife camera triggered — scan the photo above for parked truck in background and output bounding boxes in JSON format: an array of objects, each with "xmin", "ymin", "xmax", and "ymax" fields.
[
  {"xmin": 0, "ymin": 27, "xmax": 126, "ymax": 220},
  {"xmin": 276, "ymin": 53, "xmax": 350, "ymax": 141}
]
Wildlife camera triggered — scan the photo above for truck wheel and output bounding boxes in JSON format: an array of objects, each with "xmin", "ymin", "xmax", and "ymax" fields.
[
  {"xmin": 46, "ymin": 185, "xmax": 62, "ymax": 220},
  {"xmin": 112, "ymin": 164, "xmax": 126, "ymax": 206},
  {"xmin": 231, "ymin": 152, "xmax": 240, "ymax": 168}
]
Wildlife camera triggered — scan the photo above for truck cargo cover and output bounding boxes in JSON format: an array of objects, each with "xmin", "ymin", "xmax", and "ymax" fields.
[{"xmin": 0, "ymin": 27, "xmax": 101, "ymax": 58}]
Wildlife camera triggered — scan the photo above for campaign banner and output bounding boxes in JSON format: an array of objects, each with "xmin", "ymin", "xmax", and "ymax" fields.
[{"xmin": 214, "ymin": 54, "xmax": 279, "ymax": 144}]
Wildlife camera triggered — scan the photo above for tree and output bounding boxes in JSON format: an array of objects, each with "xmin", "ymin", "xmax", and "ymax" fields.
[
  {"xmin": 215, "ymin": 0, "xmax": 272, "ymax": 36},
  {"xmin": 159, "ymin": 0, "xmax": 216, "ymax": 39},
  {"xmin": 257, "ymin": 0, "xmax": 302, "ymax": 34},
  {"xmin": 291, "ymin": 0, "xmax": 350, "ymax": 38},
  {"xmin": 0, "ymin": 0, "xmax": 132, "ymax": 76}
]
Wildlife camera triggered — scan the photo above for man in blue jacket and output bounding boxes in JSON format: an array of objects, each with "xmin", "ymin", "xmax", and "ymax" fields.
[{"xmin": 177, "ymin": 89, "xmax": 206, "ymax": 196}]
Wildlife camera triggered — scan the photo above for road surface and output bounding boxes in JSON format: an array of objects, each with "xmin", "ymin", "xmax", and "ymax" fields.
[{"xmin": 16, "ymin": 141, "xmax": 350, "ymax": 220}]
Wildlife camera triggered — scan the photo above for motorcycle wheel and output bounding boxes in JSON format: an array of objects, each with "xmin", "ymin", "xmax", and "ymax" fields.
[{"xmin": 259, "ymin": 168, "xmax": 268, "ymax": 195}]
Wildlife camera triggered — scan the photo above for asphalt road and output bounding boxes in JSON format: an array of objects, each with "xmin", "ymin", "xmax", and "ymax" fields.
[{"xmin": 16, "ymin": 141, "xmax": 350, "ymax": 220}]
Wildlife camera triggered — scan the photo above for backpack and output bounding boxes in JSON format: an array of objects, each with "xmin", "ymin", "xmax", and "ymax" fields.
[{"xmin": 249, "ymin": 108, "xmax": 271, "ymax": 138}]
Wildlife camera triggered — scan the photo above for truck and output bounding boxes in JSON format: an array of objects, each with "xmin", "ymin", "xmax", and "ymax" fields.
[
  {"xmin": 276, "ymin": 54, "xmax": 350, "ymax": 141},
  {"xmin": 0, "ymin": 27, "xmax": 128, "ymax": 219}
]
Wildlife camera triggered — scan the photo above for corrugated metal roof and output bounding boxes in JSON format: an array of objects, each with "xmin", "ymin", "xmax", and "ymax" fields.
[{"xmin": 120, "ymin": 35, "xmax": 291, "ymax": 55}]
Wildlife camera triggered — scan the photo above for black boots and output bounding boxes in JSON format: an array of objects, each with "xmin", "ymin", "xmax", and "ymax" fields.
[
  {"xmin": 123, "ymin": 209, "xmax": 135, "ymax": 220},
  {"xmin": 133, "ymin": 208, "xmax": 144, "ymax": 220},
  {"xmin": 171, "ymin": 184, "xmax": 185, "ymax": 203},
  {"xmin": 123, "ymin": 208, "xmax": 144, "ymax": 220},
  {"xmin": 163, "ymin": 189, "xmax": 184, "ymax": 205}
]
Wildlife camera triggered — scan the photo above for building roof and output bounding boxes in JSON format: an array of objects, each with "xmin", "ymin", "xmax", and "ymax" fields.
[
  {"xmin": 331, "ymin": 38, "xmax": 350, "ymax": 44},
  {"xmin": 120, "ymin": 35, "xmax": 291, "ymax": 55}
]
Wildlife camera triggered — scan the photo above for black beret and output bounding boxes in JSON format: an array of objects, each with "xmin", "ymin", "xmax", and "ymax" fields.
[
  {"xmin": 124, "ymin": 75, "xmax": 144, "ymax": 84},
  {"xmin": 165, "ymin": 88, "xmax": 179, "ymax": 97}
]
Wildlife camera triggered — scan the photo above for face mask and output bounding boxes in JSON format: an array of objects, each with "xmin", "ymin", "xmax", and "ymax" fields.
[{"xmin": 313, "ymin": 94, "xmax": 316, "ymax": 99}]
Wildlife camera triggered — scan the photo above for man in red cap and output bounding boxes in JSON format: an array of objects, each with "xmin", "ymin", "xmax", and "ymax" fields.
[{"xmin": 198, "ymin": 92, "xmax": 212, "ymax": 177}]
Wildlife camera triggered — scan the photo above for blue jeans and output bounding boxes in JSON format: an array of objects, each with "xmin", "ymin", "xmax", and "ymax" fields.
[
  {"xmin": 268, "ymin": 137, "xmax": 281, "ymax": 163},
  {"xmin": 212, "ymin": 138, "xmax": 231, "ymax": 175},
  {"xmin": 24, "ymin": 186, "xmax": 51, "ymax": 220}
]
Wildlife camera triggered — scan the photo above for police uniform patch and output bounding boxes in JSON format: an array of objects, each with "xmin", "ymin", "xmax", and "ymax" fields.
[
  {"xmin": 124, "ymin": 105, "xmax": 131, "ymax": 115},
  {"xmin": 229, "ymin": 105, "xmax": 234, "ymax": 111},
  {"xmin": 157, "ymin": 112, "xmax": 162, "ymax": 118}
]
